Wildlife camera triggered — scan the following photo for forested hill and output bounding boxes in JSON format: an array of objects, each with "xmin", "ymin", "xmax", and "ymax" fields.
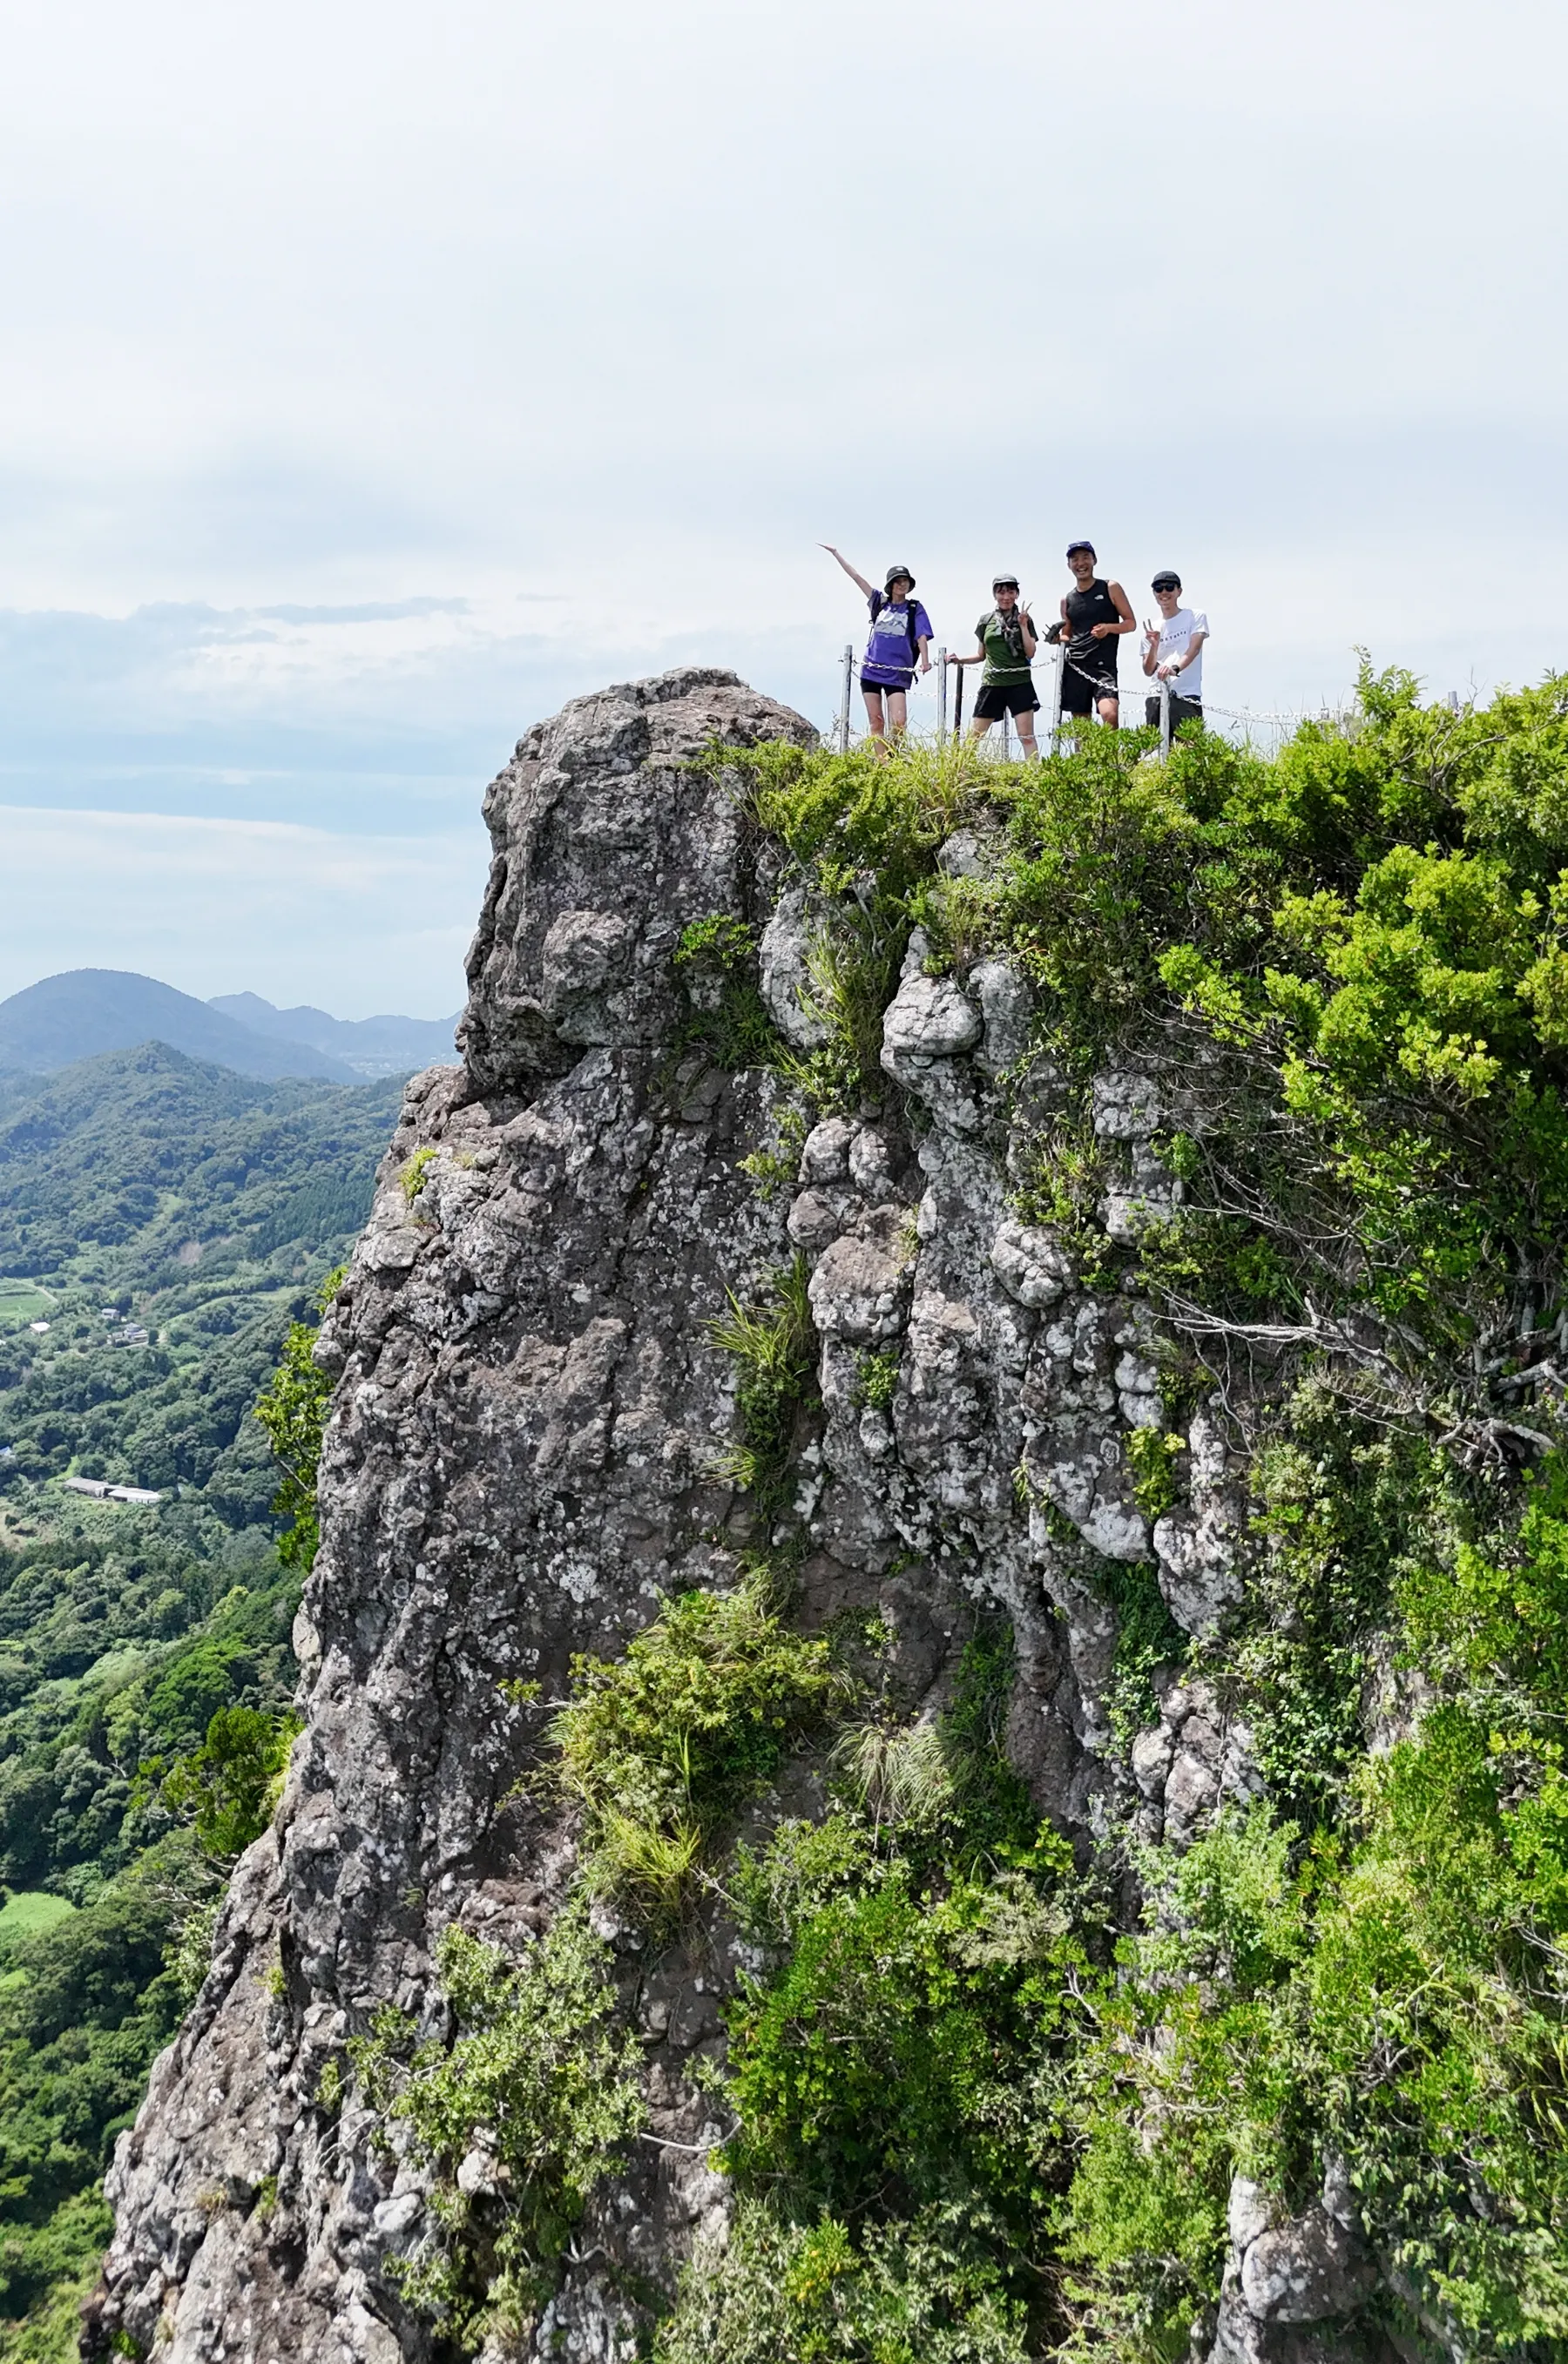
[
  {"xmin": 0, "ymin": 1040, "xmax": 410, "ymax": 2358},
  {"xmin": 0, "ymin": 1044, "xmax": 407, "ymax": 1518}
]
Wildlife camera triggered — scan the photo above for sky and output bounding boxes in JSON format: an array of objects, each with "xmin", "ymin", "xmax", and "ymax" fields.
[{"xmin": 0, "ymin": 0, "xmax": 1564, "ymax": 1017}]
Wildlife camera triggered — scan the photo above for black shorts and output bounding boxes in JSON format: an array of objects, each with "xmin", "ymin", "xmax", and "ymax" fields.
[
  {"xmin": 1060, "ymin": 665, "xmax": 1119, "ymax": 718},
  {"xmin": 1145, "ymin": 692, "xmax": 1204, "ymax": 733},
  {"xmin": 974, "ymin": 679, "xmax": 1040, "ymax": 719},
  {"xmin": 862, "ymin": 671, "xmax": 914, "ymax": 697}
]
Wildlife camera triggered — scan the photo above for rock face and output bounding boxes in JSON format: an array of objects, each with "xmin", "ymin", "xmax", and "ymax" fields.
[{"xmin": 88, "ymin": 670, "xmax": 1354, "ymax": 2361}]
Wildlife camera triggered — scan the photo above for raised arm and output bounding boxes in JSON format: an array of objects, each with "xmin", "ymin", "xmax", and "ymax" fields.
[
  {"xmin": 1019, "ymin": 609, "xmax": 1038, "ymax": 661},
  {"xmin": 1141, "ymin": 620, "xmax": 1161, "ymax": 678},
  {"xmin": 820, "ymin": 544, "xmax": 877, "ymax": 602}
]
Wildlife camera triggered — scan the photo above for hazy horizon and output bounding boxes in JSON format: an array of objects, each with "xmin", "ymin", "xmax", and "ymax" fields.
[{"xmin": 0, "ymin": 967, "xmax": 461, "ymax": 1027}]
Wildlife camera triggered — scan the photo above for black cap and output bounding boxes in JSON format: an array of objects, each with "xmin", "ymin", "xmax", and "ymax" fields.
[
  {"xmin": 884, "ymin": 565, "xmax": 915, "ymax": 591},
  {"xmin": 1151, "ymin": 569, "xmax": 1181, "ymax": 593},
  {"xmin": 1065, "ymin": 539, "xmax": 1095, "ymax": 559}
]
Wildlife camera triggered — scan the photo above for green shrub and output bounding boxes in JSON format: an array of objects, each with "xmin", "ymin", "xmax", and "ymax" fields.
[
  {"xmin": 657, "ymin": 2193, "xmax": 1036, "ymax": 2364},
  {"xmin": 165, "ymin": 1889, "xmax": 223, "ymax": 2008},
  {"xmin": 348, "ymin": 1905, "xmax": 642, "ymax": 2347},
  {"xmin": 1083, "ymin": 1557, "xmax": 1187, "ymax": 1746},
  {"xmin": 715, "ymin": 737, "xmax": 1010, "ymax": 1117},
  {"xmin": 156, "ymin": 1703, "xmax": 300, "ymax": 1859},
  {"xmin": 738, "ymin": 1101, "xmax": 808, "ymax": 1201},
  {"xmin": 550, "ymin": 1573, "xmax": 841, "ymax": 1921},
  {"xmin": 253, "ymin": 1265, "xmax": 343, "ymax": 1571}
]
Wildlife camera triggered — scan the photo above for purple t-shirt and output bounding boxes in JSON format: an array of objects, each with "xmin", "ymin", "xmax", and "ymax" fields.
[{"xmin": 862, "ymin": 591, "xmax": 933, "ymax": 686}]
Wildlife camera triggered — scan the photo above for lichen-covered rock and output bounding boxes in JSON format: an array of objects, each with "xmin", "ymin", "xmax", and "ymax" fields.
[
  {"xmin": 878, "ymin": 931, "xmax": 984, "ymax": 1131},
  {"xmin": 1153, "ymin": 1408, "xmax": 1249, "ymax": 1633},
  {"xmin": 758, "ymin": 883, "xmax": 830, "ymax": 1050},
  {"xmin": 989, "ymin": 1219, "xmax": 1071, "ymax": 1308},
  {"xmin": 460, "ymin": 668, "xmax": 814, "ymax": 1090},
  {"xmin": 1210, "ymin": 2161, "xmax": 1378, "ymax": 2361}
]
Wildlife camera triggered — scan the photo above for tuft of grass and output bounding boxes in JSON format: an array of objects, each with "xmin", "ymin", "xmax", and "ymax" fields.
[
  {"xmin": 706, "ymin": 1256, "xmax": 817, "ymax": 1510},
  {"xmin": 852, "ymin": 1347, "xmax": 901, "ymax": 1413},
  {"xmin": 400, "ymin": 1145, "xmax": 437, "ymax": 1204}
]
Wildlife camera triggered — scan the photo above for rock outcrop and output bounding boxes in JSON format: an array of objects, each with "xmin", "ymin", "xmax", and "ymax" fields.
[{"xmin": 88, "ymin": 670, "xmax": 1367, "ymax": 2362}]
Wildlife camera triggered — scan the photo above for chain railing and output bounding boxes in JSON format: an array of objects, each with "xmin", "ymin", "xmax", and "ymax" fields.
[{"xmin": 830, "ymin": 638, "xmax": 1362, "ymax": 759}]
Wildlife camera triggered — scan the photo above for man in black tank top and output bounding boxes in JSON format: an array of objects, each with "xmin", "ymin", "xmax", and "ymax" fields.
[{"xmin": 1052, "ymin": 540, "xmax": 1136, "ymax": 726}]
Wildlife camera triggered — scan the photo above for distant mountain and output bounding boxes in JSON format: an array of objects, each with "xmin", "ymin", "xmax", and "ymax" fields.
[
  {"xmin": 0, "ymin": 969, "xmax": 358, "ymax": 1083},
  {"xmin": 208, "ymin": 990, "xmax": 460, "ymax": 1078}
]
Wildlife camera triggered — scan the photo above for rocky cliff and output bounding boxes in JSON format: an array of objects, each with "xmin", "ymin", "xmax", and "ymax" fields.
[{"xmin": 89, "ymin": 666, "xmax": 1568, "ymax": 2364}]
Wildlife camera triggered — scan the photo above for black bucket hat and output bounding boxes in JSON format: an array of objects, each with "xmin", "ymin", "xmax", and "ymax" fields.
[{"xmin": 884, "ymin": 564, "xmax": 916, "ymax": 591}]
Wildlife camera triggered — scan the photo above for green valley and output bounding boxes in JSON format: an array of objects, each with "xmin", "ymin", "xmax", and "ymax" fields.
[{"xmin": 0, "ymin": 1038, "xmax": 411, "ymax": 2356}]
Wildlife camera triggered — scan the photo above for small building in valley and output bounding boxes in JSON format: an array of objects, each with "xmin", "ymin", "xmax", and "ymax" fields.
[{"xmin": 62, "ymin": 1476, "xmax": 163, "ymax": 1506}]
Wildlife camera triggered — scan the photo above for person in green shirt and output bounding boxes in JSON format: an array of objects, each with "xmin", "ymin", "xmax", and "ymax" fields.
[{"xmin": 948, "ymin": 575, "xmax": 1041, "ymax": 760}]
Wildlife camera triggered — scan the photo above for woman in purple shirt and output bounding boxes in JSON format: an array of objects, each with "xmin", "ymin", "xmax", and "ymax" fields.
[{"xmin": 822, "ymin": 545, "xmax": 932, "ymax": 748}]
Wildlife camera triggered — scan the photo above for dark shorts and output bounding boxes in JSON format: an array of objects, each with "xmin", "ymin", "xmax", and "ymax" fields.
[
  {"xmin": 974, "ymin": 679, "xmax": 1040, "ymax": 719},
  {"xmin": 862, "ymin": 669, "xmax": 914, "ymax": 695},
  {"xmin": 1145, "ymin": 692, "xmax": 1204, "ymax": 733},
  {"xmin": 1060, "ymin": 664, "xmax": 1119, "ymax": 717}
]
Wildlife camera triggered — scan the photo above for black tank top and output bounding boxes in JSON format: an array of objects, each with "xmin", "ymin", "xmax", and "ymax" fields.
[{"xmin": 1064, "ymin": 578, "xmax": 1120, "ymax": 671}]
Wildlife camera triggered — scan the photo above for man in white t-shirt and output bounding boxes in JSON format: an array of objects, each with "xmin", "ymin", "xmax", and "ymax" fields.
[{"xmin": 1141, "ymin": 570, "xmax": 1207, "ymax": 734}]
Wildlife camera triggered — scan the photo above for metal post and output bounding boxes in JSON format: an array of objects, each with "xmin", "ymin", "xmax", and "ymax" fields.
[
  {"xmin": 1049, "ymin": 648, "xmax": 1064, "ymax": 746},
  {"xmin": 936, "ymin": 647, "xmax": 948, "ymax": 741},
  {"xmin": 1159, "ymin": 679, "xmax": 1173, "ymax": 758},
  {"xmin": 1000, "ymin": 710, "xmax": 1011, "ymax": 763},
  {"xmin": 838, "ymin": 645, "xmax": 854, "ymax": 753}
]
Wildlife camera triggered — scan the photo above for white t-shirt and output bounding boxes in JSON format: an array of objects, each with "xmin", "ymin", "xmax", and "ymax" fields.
[{"xmin": 1155, "ymin": 606, "xmax": 1207, "ymax": 699}]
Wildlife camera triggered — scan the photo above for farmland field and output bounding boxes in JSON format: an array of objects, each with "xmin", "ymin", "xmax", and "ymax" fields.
[
  {"xmin": 0, "ymin": 1890, "xmax": 76, "ymax": 1944},
  {"xmin": 0, "ymin": 1280, "xmax": 55, "ymax": 1328}
]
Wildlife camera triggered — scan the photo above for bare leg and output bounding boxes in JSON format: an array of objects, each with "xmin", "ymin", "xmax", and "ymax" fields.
[
  {"xmin": 862, "ymin": 685, "xmax": 887, "ymax": 745},
  {"xmin": 1098, "ymin": 692, "xmax": 1120, "ymax": 729},
  {"xmin": 1015, "ymin": 712, "xmax": 1040, "ymax": 760},
  {"xmin": 885, "ymin": 689, "xmax": 909, "ymax": 740},
  {"xmin": 968, "ymin": 715, "xmax": 991, "ymax": 741}
]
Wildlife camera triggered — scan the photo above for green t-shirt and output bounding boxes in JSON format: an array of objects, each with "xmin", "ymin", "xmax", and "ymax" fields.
[{"xmin": 976, "ymin": 609, "xmax": 1034, "ymax": 683}]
